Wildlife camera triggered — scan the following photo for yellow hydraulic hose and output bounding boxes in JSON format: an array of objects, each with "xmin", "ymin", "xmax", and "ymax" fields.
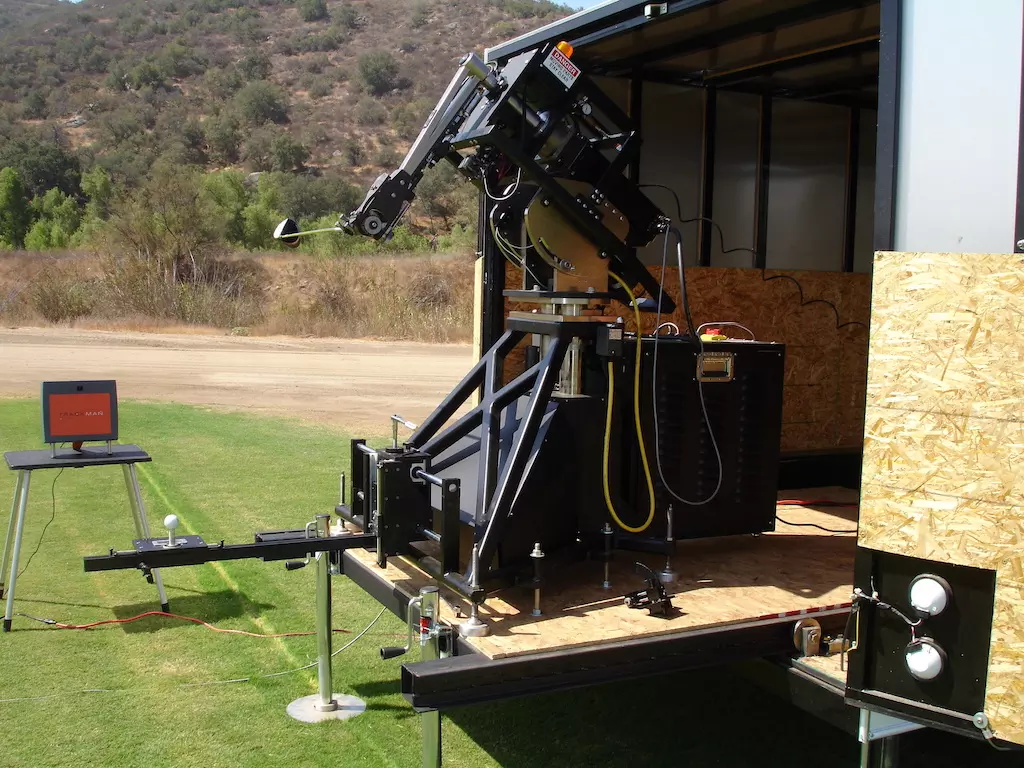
[{"xmin": 603, "ymin": 272, "xmax": 656, "ymax": 534}]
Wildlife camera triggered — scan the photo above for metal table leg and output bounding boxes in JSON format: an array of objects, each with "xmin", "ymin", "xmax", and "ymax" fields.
[
  {"xmin": 122, "ymin": 464, "xmax": 169, "ymax": 612},
  {"xmin": 0, "ymin": 471, "xmax": 25, "ymax": 600},
  {"xmin": 2, "ymin": 471, "xmax": 31, "ymax": 631},
  {"xmin": 860, "ymin": 735, "xmax": 900, "ymax": 768}
]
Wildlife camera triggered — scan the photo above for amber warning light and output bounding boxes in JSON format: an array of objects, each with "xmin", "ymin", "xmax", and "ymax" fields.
[{"xmin": 41, "ymin": 380, "xmax": 119, "ymax": 446}]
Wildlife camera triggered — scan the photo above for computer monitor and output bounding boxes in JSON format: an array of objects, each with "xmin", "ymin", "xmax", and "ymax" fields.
[{"xmin": 41, "ymin": 380, "xmax": 118, "ymax": 450}]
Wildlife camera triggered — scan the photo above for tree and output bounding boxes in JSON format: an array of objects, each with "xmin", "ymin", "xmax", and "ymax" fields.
[
  {"xmin": 298, "ymin": 0, "xmax": 329, "ymax": 22},
  {"xmin": 25, "ymin": 188, "xmax": 83, "ymax": 249},
  {"xmin": 271, "ymin": 133, "xmax": 309, "ymax": 172},
  {"xmin": 358, "ymin": 50, "xmax": 400, "ymax": 96},
  {"xmin": 242, "ymin": 128, "xmax": 276, "ymax": 172},
  {"xmin": 0, "ymin": 168, "xmax": 32, "ymax": 249},
  {"xmin": 238, "ymin": 50, "xmax": 272, "ymax": 81},
  {"xmin": 204, "ymin": 112, "xmax": 243, "ymax": 164},
  {"xmin": 81, "ymin": 166, "xmax": 113, "ymax": 220},
  {"xmin": 415, "ymin": 162, "xmax": 474, "ymax": 229},
  {"xmin": 0, "ymin": 138, "xmax": 81, "ymax": 199},
  {"xmin": 233, "ymin": 80, "xmax": 289, "ymax": 126}
]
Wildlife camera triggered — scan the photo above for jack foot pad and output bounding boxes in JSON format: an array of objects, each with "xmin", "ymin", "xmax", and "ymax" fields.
[
  {"xmin": 287, "ymin": 694, "xmax": 366, "ymax": 723},
  {"xmin": 161, "ymin": 602, "xmax": 170, "ymax": 613},
  {"xmin": 3, "ymin": 618, "xmax": 11, "ymax": 632},
  {"xmin": 459, "ymin": 616, "xmax": 489, "ymax": 638}
]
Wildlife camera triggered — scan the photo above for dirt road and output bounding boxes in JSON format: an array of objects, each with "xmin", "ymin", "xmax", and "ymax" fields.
[{"xmin": 0, "ymin": 328, "xmax": 473, "ymax": 432}]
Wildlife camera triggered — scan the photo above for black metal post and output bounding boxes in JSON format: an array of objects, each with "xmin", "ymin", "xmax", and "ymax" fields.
[
  {"xmin": 874, "ymin": 0, "xmax": 902, "ymax": 252},
  {"xmin": 842, "ymin": 107, "xmax": 861, "ymax": 273},
  {"xmin": 479, "ymin": 190, "xmax": 506, "ymax": 352},
  {"xmin": 699, "ymin": 87, "xmax": 717, "ymax": 266},
  {"xmin": 753, "ymin": 95, "xmax": 772, "ymax": 269},
  {"xmin": 440, "ymin": 479, "xmax": 461, "ymax": 574}
]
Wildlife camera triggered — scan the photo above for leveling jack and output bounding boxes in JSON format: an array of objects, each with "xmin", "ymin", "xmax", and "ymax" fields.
[{"xmin": 380, "ymin": 586, "xmax": 451, "ymax": 768}]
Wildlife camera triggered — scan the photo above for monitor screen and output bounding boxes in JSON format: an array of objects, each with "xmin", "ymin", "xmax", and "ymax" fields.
[{"xmin": 41, "ymin": 381, "xmax": 118, "ymax": 444}]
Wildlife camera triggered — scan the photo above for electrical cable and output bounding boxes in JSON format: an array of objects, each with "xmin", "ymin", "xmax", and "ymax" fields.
[
  {"xmin": 655, "ymin": 322, "xmax": 679, "ymax": 336},
  {"xmin": 603, "ymin": 271, "xmax": 656, "ymax": 534},
  {"xmin": 638, "ymin": 183, "xmax": 868, "ymax": 332},
  {"xmin": 651, "ymin": 228, "xmax": 723, "ymax": 507},
  {"xmin": 696, "ymin": 322, "xmax": 756, "ymax": 341},
  {"xmin": 775, "ymin": 517, "xmax": 857, "ymax": 534},
  {"xmin": 13, "ymin": 609, "xmax": 400, "ymax": 638},
  {"xmin": 17, "ymin": 467, "xmax": 64, "ymax": 578},
  {"xmin": 483, "ymin": 167, "xmax": 522, "ymax": 202},
  {"xmin": 0, "ymin": 606, "xmax": 389, "ymax": 704}
]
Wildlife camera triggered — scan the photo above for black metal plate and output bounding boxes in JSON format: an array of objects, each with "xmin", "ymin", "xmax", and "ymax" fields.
[{"xmin": 846, "ymin": 548, "xmax": 997, "ymax": 726}]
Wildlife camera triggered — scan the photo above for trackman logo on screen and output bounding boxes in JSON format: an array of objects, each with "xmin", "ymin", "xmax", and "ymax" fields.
[{"xmin": 59, "ymin": 411, "xmax": 106, "ymax": 418}]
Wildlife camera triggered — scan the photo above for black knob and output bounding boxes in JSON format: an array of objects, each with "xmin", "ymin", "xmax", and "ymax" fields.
[
  {"xmin": 380, "ymin": 646, "xmax": 407, "ymax": 660},
  {"xmin": 285, "ymin": 561, "xmax": 307, "ymax": 571}
]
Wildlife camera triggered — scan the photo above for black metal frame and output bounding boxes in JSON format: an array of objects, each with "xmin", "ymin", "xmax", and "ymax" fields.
[
  {"xmin": 84, "ymin": 530, "xmax": 376, "ymax": 571},
  {"xmin": 698, "ymin": 87, "xmax": 717, "ymax": 267},
  {"xmin": 843, "ymin": 106, "xmax": 861, "ymax": 272},
  {"xmin": 753, "ymin": 95, "xmax": 772, "ymax": 269},
  {"xmin": 873, "ymin": 0, "xmax": 901, "ymax": 252},
  {"xmin": 340, "ymin": 315, "xmax": 609, "ymax": 598}
]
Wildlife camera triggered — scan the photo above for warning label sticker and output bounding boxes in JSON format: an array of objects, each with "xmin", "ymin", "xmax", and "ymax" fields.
[{"xmin": 542, "ymin": 48, "xmax": 580, "ymax": 90}]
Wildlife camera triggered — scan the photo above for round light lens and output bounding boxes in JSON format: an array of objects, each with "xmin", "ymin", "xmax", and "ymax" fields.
[
  {"xmin": 909, "ymin": 574, "xmax": 950, "ymax": 617},
  {"xmin": 905, "ymin": 639, "xmax": 945, "ymax": 681}
]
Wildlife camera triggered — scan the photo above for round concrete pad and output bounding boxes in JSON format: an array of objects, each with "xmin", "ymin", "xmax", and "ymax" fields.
[{"xmin": 286, "ymin": 694, "xmax": 366, "ymax": 723}]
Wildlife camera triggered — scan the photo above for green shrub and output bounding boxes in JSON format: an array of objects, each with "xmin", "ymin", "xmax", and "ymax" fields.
[
  {"xmin": 358, "ymin": 51, "xmax": 400, "ymax": 96},
  {"xmin": 298, "ymin": 0, "xmax": 329, "ymax": 22}
]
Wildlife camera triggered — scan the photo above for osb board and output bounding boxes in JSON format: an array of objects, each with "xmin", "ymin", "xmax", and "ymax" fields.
[
  {"xmin": 503, "ymin": 267, "xmax": 870, "ymax": 452},
  {"xmin": 349, "ymin": 489, "xmax": 856, "ymax": 660},
  {"xmin": 858, "ymin": 251, "xmax": 1024, "ymax": 745},
  {"xmin": 795, "ymin": 653, "xmax": 848, "ymax": 687}
]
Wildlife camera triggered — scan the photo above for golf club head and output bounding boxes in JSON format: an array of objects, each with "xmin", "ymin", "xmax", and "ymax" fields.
[{"xmin": 274, "ymin": 218, "xmax": 301, "ymax": 248}]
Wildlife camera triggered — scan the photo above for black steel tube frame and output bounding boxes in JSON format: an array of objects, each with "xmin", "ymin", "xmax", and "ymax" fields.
[
  {"xmin": 842, "ymin": 107, "xmax": 861, "ymax": 273},
  {"xmin": 84, "ymin": 532, "xmax": 377, "ymax": 571},
  {"xmin": 698, "ymin": 87, "xmax": 717, "ymax": 267},
  {"xmin": 873, "ymin": 0, "xmax": 901, "ymax": 252},
  {"xmin": 753, "ymin": 95, "xmax": 772, "ymax": 269}
]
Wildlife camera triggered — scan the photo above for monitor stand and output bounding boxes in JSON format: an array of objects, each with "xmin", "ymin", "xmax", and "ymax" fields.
[{"xmin": 49, "ymin": 440, "xmax": 114, "ymax": 459}]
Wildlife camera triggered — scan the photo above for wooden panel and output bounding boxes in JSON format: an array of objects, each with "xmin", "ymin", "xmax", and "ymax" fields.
[
  {"xmin": 502, "ymin": 266, "xmax": 871, "ymax": 452},
  {"xmin": 859, "ymin": 251, "xmax": 1024, "ymax": 745},
  {"xmin": 349, "ymin": 490, "xmax": 857, "ymax": 660}
]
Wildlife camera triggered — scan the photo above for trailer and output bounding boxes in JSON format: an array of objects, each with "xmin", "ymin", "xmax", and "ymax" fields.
[{"xmin": 308, "ymin": 1, "xmax": 1024, "ymax": 765}]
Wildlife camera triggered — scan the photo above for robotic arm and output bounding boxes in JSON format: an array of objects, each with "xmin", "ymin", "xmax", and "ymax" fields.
[{"xmin": 275, "ymin": 41, "xmax": 674, "ymax": 311}]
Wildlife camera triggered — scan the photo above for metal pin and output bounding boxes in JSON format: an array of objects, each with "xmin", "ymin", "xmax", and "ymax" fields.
[
  {"xmin": 602, "ymin": 523, "xmax": 613, "ymax": 589},
  {"xmin": 659, "ymin": 504, "xmax": 677, "ymax": 584},
  {"xmin": 530, "ymin": 542, "xmax": 544, "ymax": 617}
]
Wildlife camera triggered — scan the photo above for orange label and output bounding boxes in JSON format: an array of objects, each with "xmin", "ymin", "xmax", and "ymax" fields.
[{"xmin": 48, "ymin": 393, "xmax": 113, "ymax": 437}]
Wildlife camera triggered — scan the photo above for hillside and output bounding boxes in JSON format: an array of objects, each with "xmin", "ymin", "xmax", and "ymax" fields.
[{"xmin": 0, "ymin": 0, "xmax": 570, "ymax": 189}]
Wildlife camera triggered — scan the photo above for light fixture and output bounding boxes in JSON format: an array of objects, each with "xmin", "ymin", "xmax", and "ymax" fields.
[
  {"xmin": 909, "ymin": 574, "xmax": 951, "ymax": 617},
  {"xmin": 905, "ymin": 638, "xmax": 946, "ymax": 681}
]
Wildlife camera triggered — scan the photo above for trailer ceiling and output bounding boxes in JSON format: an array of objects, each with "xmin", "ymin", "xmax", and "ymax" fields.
[{"xmin": 489, "ymin": 0, "xmax": 880, "ymax": 108}]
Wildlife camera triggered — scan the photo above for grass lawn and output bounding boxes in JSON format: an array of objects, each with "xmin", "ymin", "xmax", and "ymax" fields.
[{"xmin": 0, "ymin": 399, "xmax": 1019, "ymax": 767}]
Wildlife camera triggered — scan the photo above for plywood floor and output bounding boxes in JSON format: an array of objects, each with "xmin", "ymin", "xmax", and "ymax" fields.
[{"xmin": 347, "ymin": 488, "xmax": 859, "ymax": 660}]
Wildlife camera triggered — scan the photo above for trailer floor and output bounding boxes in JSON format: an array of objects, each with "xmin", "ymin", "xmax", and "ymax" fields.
[{"xmin": 346, "ymin": 488, "xmax": 858, "ymax": 659}]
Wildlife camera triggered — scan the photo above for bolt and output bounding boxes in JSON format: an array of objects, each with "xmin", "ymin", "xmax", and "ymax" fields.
[
  {"xmin": 1017, "ymin": 239, "xmax": 1024, "ymax": 251},
  {"xmin": 448, "ymin": 483, "xmax": 458, "ymax": 493}
]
